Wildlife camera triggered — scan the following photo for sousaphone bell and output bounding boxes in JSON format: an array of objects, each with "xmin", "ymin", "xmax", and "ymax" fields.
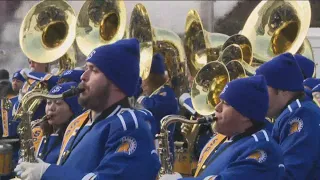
[
  {"xmin": 19, "ymin": 0, "xmax": 77, "ymax": 66},
  {"xmin": 241, "ymin": 0, "xmax": 311, "ymax": 63},
  {"xmin": 76, "ymin": 0, "xmax": 126, "ymax": 56}
]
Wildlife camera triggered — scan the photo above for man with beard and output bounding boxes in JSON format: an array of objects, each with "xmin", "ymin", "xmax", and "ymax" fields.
[
  {"xmin": 255, "ymin": 52, "xmax": 320, "ymax": 179},
  {"xmin": 14, "ymin": 39, "xmax": 160, "ymax": 180},
  {"xmin": 160, "ymin": 75, "xmax": 284, "ymax": 180},
  {"xmin": 11, "ymin": 69, "xmax": 26, "ymax": 94}
]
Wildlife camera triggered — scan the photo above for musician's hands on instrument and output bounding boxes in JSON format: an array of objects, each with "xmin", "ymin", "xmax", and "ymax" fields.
[
  {"xmin": 159, "ymin": 172, "xmax": 183, "ymax": 180},
  {"xmin": 14, "ymin": 158, "xmax": 50, "ymax": 180}
]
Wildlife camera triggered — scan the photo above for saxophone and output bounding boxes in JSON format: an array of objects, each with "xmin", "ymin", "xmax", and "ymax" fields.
[
  {"xmin": 156, "ymin": 115, "xmax": 215, "ymax": 178},
  {"xmin": 15, "ymin": 87, "xmax": 83, "ymax": 162}
]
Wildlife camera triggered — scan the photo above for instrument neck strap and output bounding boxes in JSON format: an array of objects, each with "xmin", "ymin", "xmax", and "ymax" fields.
[{"xmin": 194, "ymin": 134, "xmax": 226, "ymax": 177}]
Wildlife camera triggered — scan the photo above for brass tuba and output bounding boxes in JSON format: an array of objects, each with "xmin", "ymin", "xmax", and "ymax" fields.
[
  {"xmin": 16, "ymin": 0, "xmax": 77, "ymax": 124},
  {"xmin": 241, "ymin": 0, "xmax": 311, "ymax": 63},
  {"xmin": 76, "ymin": 0, "xmax": 126, "ymax": 56},
  {"xmin": 219, "ymin": 34, "xmax": 256, "ymax": 76},
  {"xmin": 128, "ymin": 3, "xmax": 188, "ymax": 96},
  {"xmin": 184, "ymin": 9, "xmax": 230, "ymax": 78},
  {"xmin": 19, "ymin": 0, "xmax": 77, "ymax": 72}
]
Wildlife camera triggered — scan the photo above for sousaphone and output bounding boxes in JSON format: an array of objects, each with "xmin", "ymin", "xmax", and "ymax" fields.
[
  {"xmin": 184, "ymin": 9, "xmax": 230, "ymax": 78},
  {"xmin": 76, "ymin": 0, "xmax": 126, "ymax": 56},
  {"xmin": 19, "ymin": 0, "xmax": 77, "ymax": 71},
  {"xmin": 128, "ymin": 3, "xmax": 188, "ymax": 96},
  {"xmin": 241, "ymin": 0, "xmax": 311, "ymax": 63}
]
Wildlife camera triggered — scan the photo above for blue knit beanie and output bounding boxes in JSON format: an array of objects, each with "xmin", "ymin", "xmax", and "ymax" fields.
[
  {"xmin": 86, "ymin": 38, "xmax": 140, "ymax": 97},
  {"xmin": 219, "ymin": 75, "xmax": 269, "ymax": 122},
  {"xmin": 133, "ymin": 77, "xmax": 143, "ymax": 98},
  {"xmin": 303, "ymin": 78, "xmax": 320, "ymax": 89},
  {"xmin": 295, "ymin": 54, "xmax": 314, "ymax": 79},
  {"xmin": 49, "ymin": 82, "xmax": 83, "ymax": 117},
  {"xmin": 26, "ymin": 72, "xmax": 59, "ymax": 91},
  {"xmin": 12, "ymin": 70, "xmax": 26, "ymax": 82},
  {"xmin": 150, "ymin": 53, "xmax": 165, "ymax": 75},
  {"xmin": 255, "ymin": 52, "xmax": 304, "ymax": 92},
  {"xmin": 312, "ymin": 84, "xmax": 320, "ymax": 93},
  {"xmin": 59, "ymin": 69, "xmax": 84, "ymax": 83}
]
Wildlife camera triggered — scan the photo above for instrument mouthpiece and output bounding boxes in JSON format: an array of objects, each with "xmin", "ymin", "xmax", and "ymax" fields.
[
  {"xmin": 197, "ymin": 115, "xmax": 217, "ymax": 124},
  {"xmin": 62, "ymin": 87, "xmax": 84, "ymax": 98}
]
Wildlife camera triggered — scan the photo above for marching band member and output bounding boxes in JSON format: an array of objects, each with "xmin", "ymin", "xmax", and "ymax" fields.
[
  {"xmin": 28, "ymin": 58, "xmax": 49, "ymax": 73},
  {"xmin": 0, "ymin": 80, "xmax": 19, "ymax": 138},
  {"xmin": 162, "ymin": 75, "xmax": 284, "ymax": 180},
  {"xmin": 0, "ymin": 79, "xmax": 20, "ymax": 179},
  {"xmin": 311, "ymin": 84, "xmax": 320, "ymax": 106},
  {"xmin": 137, "ymin": 53, "xmax": 179, "ymax": 159},
  {"xmin": 255, "ymin": 52, "xmax": 320, "ymax": 179},
  {"xmin": 15, "ymin": 39, "xmax": 160, "ymax": 180},
  {"xmin": 57, "ymin": 69, "xmax": 84, "ymax": 84},
  {"xmin": 303, "ymin": 77, "xmax": 320, "ymax": 90},
  {"xmin": 11, "ymin": 70, "xmax": 26, "ymax": 95},
  {"xmin": 34, "ymin": 82, "xmax": 83, "ymax": 164},
  {"xmin": 295, "ymin": 54, "xmax": 315, "ymax": 79},
  {"xmin": 16, "ymin": 71, "xmax": 59, "ymax": 121},
  {"xmin": 303, "ymin": 78, "xmax": 320, "ymax": 102},
  {"xmin": 295, "ymin": 54, "xmax": 315, "ymax": 100}
]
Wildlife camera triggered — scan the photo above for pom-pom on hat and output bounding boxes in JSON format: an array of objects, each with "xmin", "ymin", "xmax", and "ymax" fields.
[
  {"xmin": 150, "ymin": 53, "xmax": 165, "ymax": 75},
  {"xmin": 86, "ymin": 38, "xmax": 140, "ymax": 97},
  {"xmin": 295, "ymin": 54, "xmax": 315, "ymax": 79},
  {"xmin": 255, "ymin": 52, "xmax": 304, "ymax": 92},
  {"xmin": 49, "ymin": 82, "xmax": 83, "ymax": 117},
  {"xmin": 219, "ymin": 75, "xmax": 269, "ymax": 122}
]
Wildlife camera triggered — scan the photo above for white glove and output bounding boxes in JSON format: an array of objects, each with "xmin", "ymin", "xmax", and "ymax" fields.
[
  {"xmin": 14, "ymin": 158, "xmax": 50, "ymax": 180},
  {"xmin": 159, "ymin": 172, "xmax": 183, "ymax": 180}
]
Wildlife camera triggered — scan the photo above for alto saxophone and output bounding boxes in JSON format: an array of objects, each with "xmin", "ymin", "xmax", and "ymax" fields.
[
  {"xmin": 156, "ymin": 115, "xmax": 214, "ymax": 178},
  {"xmin": 15, "ymin": 87, "xmax": 83, "ymax": 162}
]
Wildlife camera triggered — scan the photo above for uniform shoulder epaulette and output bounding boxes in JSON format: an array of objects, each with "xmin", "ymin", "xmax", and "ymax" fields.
[
  {"xmin": 251, "ymin": 129, "xmax": 270, "ymax": 143},
  {"xmin": 114, "ymin": 108, "xmax": 141, "ymax": 132},
  {"xmin": 135, "ymin": 108, "xmax": 153, "ymax": 116}
]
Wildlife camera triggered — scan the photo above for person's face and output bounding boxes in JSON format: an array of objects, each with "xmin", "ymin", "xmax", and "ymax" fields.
[
  {"xmin": 213, "ymin": 100, "xmax": 250, "ymax": 137},
  {"xmin": 45, "ymin": 99, "xmax": 73, "ymax": 126},
  {"xmin": 28, "ymin": 60, "xmax": 47, "ymax": 73},
  {"xmin": 78, "ymin": 62, "xmax": 109, "ymax": 110},
  {"xmin": 266, "ymin": 86, "xmax": 286, "ymax": 118},
  {"xmin": 141, "ymin": 79, "xmax": 152, "ymax": 96},
  {"xmin": 313, "ymin": 92, "xmax": 320, "ymax": 104},
  {"xmin": 12, "ymin": 79, "xmax": 23, "ymax": 92},
  {"xmin": 304, "ymin": 86, "xmax": 311, "ymax": 90}
]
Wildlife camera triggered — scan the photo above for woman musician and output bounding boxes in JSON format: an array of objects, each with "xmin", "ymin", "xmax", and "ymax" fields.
[{"xmin": 32, "ymin": 82, "xmax": 83, "ymax": 164}]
